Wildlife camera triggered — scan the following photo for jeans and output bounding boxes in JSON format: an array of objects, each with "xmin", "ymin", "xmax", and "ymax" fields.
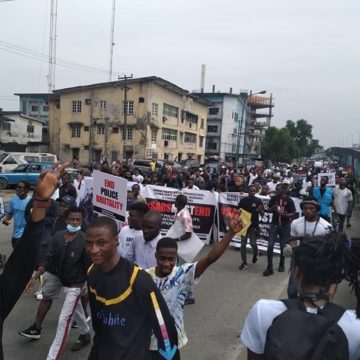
[
  {"xmin": 337, "ymin": 214, "xmax": 346, "ymax": 233},
  {"xmin": 267, "ymin": 223, "xmax": 290, "ymax": 270},
  {"xmin": 240, "ymin": 227, "xmax": 258, "ymax": 264}
]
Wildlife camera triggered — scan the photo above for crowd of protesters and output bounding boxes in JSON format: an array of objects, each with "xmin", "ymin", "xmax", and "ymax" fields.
[{"xmin": 0, "ymin": 156, "xmax": 359, "ymax": 359}]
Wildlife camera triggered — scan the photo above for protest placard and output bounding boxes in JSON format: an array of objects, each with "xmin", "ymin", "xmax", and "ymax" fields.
[
  {"xmin": 141, "ymin": 185, "xmax": 217, "ymax": 245},
  {"xmin": 92, "ymin": 170, "xmax": 127, "ymax": 225}
]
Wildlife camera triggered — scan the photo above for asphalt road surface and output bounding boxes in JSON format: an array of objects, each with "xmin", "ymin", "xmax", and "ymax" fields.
[{"xmin": 0, "ymin": 189, "xmax": 358, "ymax": 360}]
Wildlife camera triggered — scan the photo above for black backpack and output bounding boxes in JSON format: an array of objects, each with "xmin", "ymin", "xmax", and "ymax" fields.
[{"xmin": 264, "ymin": 299, "xmax": 349, "ymax": 360}]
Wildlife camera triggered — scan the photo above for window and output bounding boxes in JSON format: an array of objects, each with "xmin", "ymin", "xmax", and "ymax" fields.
[
  {"xmin": 111, "ymin": 151, "xmax": 118, "ymax": 162},
  {"xmin": 22, "ymin": 101, "xmax": 27, "ymax": 113},
  {"xmin": 99, "ymin": 101, "xmax": 106, "ymax": 109},
  {"xmin": 31, "ymin": 105, "xmax": 39, "ymax": 112},
  {"xmin": 2, "ymin": 123, "xmax": 11, "ymax": 131},
  {"xmin": 71, "ymin": 125, "xmax": 81, "ymax": 138},
  {"xmin": 112, "ymin": 127, "xmax": 119, "ymax": 133},
  {"xmin": 186, "ymin": 112, "xmax": 198, "ymax": 124},
  {"xmin": 184, "ymin": 132, "xmax": 196, "ymax": 143},
  {"xmin": 152, "ymin": 103, "xmax": 158, "ymax": 116},
  {"xmin": 27, "ymin": 125, "xmax": 34, "ymax": 133},
  {"xmin": 123, "ymin": 100, "xmax": 134, "ymax": 114},
  {"xmin": 209, "ymin": 107, "xmax": 219, "ymax": 115},
  {"xmin": 138, "ymin": 97, "xmax": 145, "ymax": 103},
  {"xmin": 234, "ymin": 112, "xmax": 238, "ymax": 121},
  {"xmin": 199, "ymin": 136, "xmax": 204, "ymax": 148},
  {"xmin": 122, "ymin": 128, "xmax": 133, "ymax": 140},
  {"xmin": 97, "ymin": 125, "xmax": 105, "ymax": 134},
  {"xmin": 84, "ymin": 126, "xmax": 89, "ymax": 131},
  {"xmin": 43, "ymin": 105, "xmax": 49, "ymax": 112},
  {"xmin": 200, "ymin": 118, "xmax": 205, "ymax": 129},
  {"xmin": 72, "ymin": 100, "xmax": 82, "ymax": 113},
  {"xmin": 3, "ymin": 156, "xmax": 16, "ymax": 165},
  {"xmin": 207, "ymin": 142, "xmax": 217, "ymax": 150},
  {"xmin": 207, "ymin": 125, "xmax": 218, "ymax": 133},
  {"xmin": 163, "ymin": 103, "xmax": 178, "ymax": 118},
  {"xmin": 162, "ymin": 128, "xmax": 177, "ymax": 141},
  {"xmin": 151, "ymin": 128, "xmax": 157, "ymax": 143}
]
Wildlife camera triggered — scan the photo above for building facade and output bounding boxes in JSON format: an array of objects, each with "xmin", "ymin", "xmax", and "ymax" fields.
[
  {"xmin": 49, "ymin": 77, "xmax": 208, "ymax": 164},
  {"xmin": 196, "ymin": 90, "xmax": 248, "ymax": 164},
  {"xmin": 14, "ymin": 93, "xmax": 50, "ymax": 126},
  {"xmin": 0, "ymin": 110, "xmax": 44, "ymax": 152}
]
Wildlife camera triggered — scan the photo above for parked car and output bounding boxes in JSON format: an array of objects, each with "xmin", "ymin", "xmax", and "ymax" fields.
[
  {"xmin": 0, "ymin": 163, "xmax": 53, "ymax": 189},
  {"xmin": 0, "ymin": 151, "xmax": 57, "ymax": 172},
  {"xmin": 129, "ymin": 159, "xmax": 162, "ymax": 173}
]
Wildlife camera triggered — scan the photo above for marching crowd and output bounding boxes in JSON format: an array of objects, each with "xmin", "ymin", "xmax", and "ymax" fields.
[{"xmin": 0, "ymin": 157, "xmax": 359, "ymax": 359}]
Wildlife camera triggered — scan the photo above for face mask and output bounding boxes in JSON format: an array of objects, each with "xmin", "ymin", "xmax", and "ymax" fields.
[{"xmin": 67, "ymin": 224, "xmax": 81, "ymax": 233}]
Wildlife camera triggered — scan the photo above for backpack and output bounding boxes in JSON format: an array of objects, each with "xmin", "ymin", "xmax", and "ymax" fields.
[{"xmin": 264, "ymin": 299, "xmax": 349, "ymax": 360}]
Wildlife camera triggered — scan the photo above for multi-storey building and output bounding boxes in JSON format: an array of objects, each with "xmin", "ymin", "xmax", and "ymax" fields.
[
  {"xmin": 14, "ymin": 93, "xmax": 51, "ymax": 145},
  {"xmin": 0, "ymin": 110, "xmax": 44, "ymax": 152},
  {"xmin": 195, "ymin": 88, "xmax": 248, "ymax": 164},
  {"xmin": 243, "ymin": 93, "xmax": 274, "ymax": 163},
  {"xmin": 49, "ymin": 76, "xmax": 209, "ymax": 164},
  {"xmin": 14, "ymin": 93, "xmax": 50, "ymax": 125}
]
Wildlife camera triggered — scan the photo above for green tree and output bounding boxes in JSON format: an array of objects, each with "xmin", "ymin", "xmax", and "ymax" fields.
[
  {"xmin": 285, "ymin": 119, "xmax": 320, "ymax": 157},
  {"xmin": 261, "ymin": 127, "xmax": 298, "ymax": 163}
]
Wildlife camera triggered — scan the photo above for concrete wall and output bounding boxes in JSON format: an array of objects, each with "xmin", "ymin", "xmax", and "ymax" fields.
[{"xmin": 49, "ymin": 80, "xmax": 207, "ymax": 165}]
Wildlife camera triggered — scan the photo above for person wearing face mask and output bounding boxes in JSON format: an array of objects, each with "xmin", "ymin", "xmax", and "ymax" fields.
[{"xmin": 19, "ymin": 207, "xmax": 91, "ymax": 358}]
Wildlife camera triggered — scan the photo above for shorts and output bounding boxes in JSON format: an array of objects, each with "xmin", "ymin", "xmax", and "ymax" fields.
[{"xmin": 40, "ymin": 272, "xmax": 62, "ymax": 300}]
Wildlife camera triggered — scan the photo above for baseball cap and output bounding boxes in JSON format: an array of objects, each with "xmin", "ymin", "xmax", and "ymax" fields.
[{"xmin": 56, "ymin": 195, "xmax": 75, "ymax": 206}]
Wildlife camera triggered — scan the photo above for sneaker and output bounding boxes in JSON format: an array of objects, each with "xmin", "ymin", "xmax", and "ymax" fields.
[
  {"xmin": 252, "ymin": 255, "xmax": 258, "ymax": 264},
  {"xmin": 71, "ymin": 333, "xmax": 91, "ymax": 352},
  {"xmin": 19, "ymin": 324, "xmax": 41, "ymax": 340},
  {"xmin": 278, "ymin": 265, "xmax": 285, "ymax": 272},
  {"xmin": 262, "ymin": 268, "xmax": 274, "ymax": 277},
  {"xmin": 238, "ymin": 263, "xmax": 248, "ymax": 271},
  {"xmin": 71, "ymin": 321, "xmax": 79, "ymax": 329}
]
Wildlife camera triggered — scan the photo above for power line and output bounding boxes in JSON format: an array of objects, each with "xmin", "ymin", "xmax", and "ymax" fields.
[{"xmin": 0, "ymin": 39, "xmax": 124, "ymax": 76}]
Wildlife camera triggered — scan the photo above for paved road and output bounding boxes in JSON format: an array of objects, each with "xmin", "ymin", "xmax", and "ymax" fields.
[{"xmin": 0, "ymin": 189, "xmax": 358, "ymax": 360}]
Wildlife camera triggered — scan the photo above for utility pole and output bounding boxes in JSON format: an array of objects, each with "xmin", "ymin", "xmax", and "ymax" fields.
[{"xmin": 118, "ymin": 74, "xmax": 133, "ymax": 163}]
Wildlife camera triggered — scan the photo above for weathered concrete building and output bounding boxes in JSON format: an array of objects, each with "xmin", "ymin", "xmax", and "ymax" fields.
[
  {"xmin": 0, "ymin": 110, "xmax": 44, "ymax": 152},
  {"xmin": 49, "ymin": 76, "xmax": 209, "ymax": 164}
]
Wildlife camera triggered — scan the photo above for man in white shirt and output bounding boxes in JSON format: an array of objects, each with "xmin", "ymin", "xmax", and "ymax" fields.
[
  {"xmin": 266, "ymin": 174, "xmax": 281, "ymax": 194},
  {"xmin": 117, "ymin": 202, "xmax": 149, "ymax": 261},
  {"xmin": 241, "ymin": 232, "xmax": 360, "ymax": 360},
  {"xmin": 333, "ymin": 177, "xmax": 353, "ymax": 233},
  {"xmin": 133, "ymin": 211, "xmax": 163, "ymax": 268},
  {"xmin": 287, "ymin": 196, "xmax": 333, "ymax": 298},
  {"xmin": 147, "ymin": 214, "xmax": 243, "ymax": 355}
]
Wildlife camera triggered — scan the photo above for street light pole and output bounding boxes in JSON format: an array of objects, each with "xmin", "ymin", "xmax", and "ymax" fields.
[{"xmin": 235, "ymin": 90, "xmax": 266, "ymax": 170}]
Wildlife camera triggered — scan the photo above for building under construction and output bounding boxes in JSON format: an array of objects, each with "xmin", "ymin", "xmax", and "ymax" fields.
[{"xmin": 241, "ymin": 92, "xmax": 274, "ymax": 164}]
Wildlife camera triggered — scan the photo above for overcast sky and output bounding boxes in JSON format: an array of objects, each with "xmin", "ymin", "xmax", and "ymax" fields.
[{"xmin": 1, "ymin": 0, "xmax": 360, "ymax": 148}]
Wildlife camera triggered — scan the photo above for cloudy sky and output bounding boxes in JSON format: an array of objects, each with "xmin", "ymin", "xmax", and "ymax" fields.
[{"xmin": 1, "ymin": 0, "xmax": 359, "ymax": 148}]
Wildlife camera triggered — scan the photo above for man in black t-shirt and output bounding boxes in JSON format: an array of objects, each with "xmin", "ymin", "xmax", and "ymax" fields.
[
  {"xmin": 238, "ymin": 186, "xmax": 264, "ymax": 270},
  {"xmin": 263, "ymin": 183, "xmax": 296, "ymax": 276},
  {"xmin": 59, "ymin": 173, "xmax": 77, "ymax": 200},
  {"xmin": 86, "ymin": 216, "xmax": 179, "ymax": 360}
]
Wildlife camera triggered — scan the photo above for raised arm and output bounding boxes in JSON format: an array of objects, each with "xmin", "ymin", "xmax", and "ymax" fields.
[
  {"xmin": 0, "ymin": 163, "xmax": 67, "ymax": 319},
  {"xmin": 195, "ymin": 215, "xmax": 244, "ymax": 278}
]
